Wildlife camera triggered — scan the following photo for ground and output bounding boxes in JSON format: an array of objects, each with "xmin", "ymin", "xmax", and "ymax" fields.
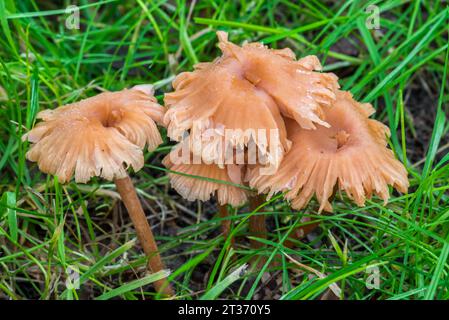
[{"xmin": 0, "ymin": 1, "xmax": 449, "ymax": 300}]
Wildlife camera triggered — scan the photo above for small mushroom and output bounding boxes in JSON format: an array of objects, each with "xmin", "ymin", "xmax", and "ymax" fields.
[
  {"xmin": 249, "ymin": 90, "xmax": 409, "ymax": 213},
  {"xmin": 163, "ymin": 141, "xmax": 248, "ymax": 241},
  {"xmin": 23, "ymin": 85, "xmax": 173, "ymax": 296},
  {"xmin": 163, "ymin": 151, "xmax": 248, "ymax": 207}
]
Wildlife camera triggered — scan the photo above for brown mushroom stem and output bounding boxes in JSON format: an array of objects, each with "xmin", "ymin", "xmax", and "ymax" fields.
[
  {"xmin": 114, "ymin": 175, "xmax": 174, "ymax": 297},
  {"xmin": 248, "ymin": 195, "xmax": 267, "ymax": 249},
  {"xmin": 218, "ymin": 204, "xmax": 234, "ymax": 245}
]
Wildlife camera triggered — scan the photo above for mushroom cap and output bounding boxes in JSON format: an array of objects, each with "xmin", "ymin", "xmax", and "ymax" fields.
[
  {"xmin": 248, "ymin": 90, "xmax": 409, "ymax": 212},
  {"xmin": 23, "ymin": 86, "xmax": 165, "ymax": 183},
  {"xmin": 216, "ymin": 31, "xmax": 340, "ymax": 129},
  {"xmin": 165, "ymin": 31, "xmax": 341, "ymax": 170},
  {"xmin": 163, "ymin": 141, "xmax": 248, "ymax": 207},
  {"xmin": 164, "ymin": 52, "xmax": 290, "ymax": 170}
]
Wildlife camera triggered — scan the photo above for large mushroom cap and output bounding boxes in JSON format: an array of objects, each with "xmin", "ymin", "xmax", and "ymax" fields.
[
  {"xmin": 216, "ymin": 31, "xmax": 340, "ymax": 129},
  {"xmin": 23, "ymin": 86, "xmax": 165, "ymax": 183},
  {"xmin": 248, "ymin": 90, "xmax": 409, "ymax": 212},
  {"xmin": 164, "ymin": 49, "xmax": 290, "ymax": 170},
  {"xmin": 163, "ymin": 142, "xmax": 248, "ymax": 207}
]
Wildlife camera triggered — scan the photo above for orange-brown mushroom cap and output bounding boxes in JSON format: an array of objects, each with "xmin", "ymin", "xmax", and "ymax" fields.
[
  {"xmin": 163, "ymin": 142, "xmax": 248, "ymax": 207},
  {"xmin": 164, "ymin": 50, "xmax": 290, "ymax": 170},
  {"xmin": 248, "ymin": 91, "xmax": 409, "ymax": 212},
  {"xmin": 216, "ymin": 31, "xmax": 340, "ymax": 129},
  {"xmin": 23, "ymin": 86, "xmax": 165, "ymax": 183}
]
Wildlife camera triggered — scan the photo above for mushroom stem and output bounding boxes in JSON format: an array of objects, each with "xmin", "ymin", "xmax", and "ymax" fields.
[
  {"xmin": 114, "ymin": 175, "xmax": 174, "ymax": 297},
  {"xmin": 248, "ymin": 195, "xmax": 267, "ymax": 249},
  {"xmin": 218, "ymin": 204, "xmax": 234, "ymax": 244}
]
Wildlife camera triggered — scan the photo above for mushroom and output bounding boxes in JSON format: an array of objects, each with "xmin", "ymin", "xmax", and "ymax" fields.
[
  {"xmin": 23, "ymin": 85, "xmax": 173, "ymax": 296},
  {"xmin": 164, "ymin": 49, "xmax": 291, "ymax": 171},
  {"xmin": 163, "ymin": 140, "xmax": 248, "ymax": 240},
  {"xmin": 216, "ymin": 31, "xmax": 340, "ymax": 129},
  {"xmin": 248, "ymin": 90, "xmax": 409, "ymax": 215},
  {"xmin": 164, "ymin": 31, "xmax": 340, "ymax": 247}
]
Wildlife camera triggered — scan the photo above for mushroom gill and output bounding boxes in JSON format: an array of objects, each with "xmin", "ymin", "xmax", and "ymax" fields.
[
  {"xmin": 23, "ymin": 86, "xmax": 164, "ymax": 183},
  {"xmin": 248, "ymin": 90, "xmax": 409, "ymax": 212},
  {"xmin": 163, "ymin": 142, "xmax": 248, "ymax": 207}
]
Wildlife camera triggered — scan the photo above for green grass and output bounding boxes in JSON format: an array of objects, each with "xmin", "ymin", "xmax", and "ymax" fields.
[{"xmin": 1, "ymin": 0, "xmax": 449, "ymax": 300}]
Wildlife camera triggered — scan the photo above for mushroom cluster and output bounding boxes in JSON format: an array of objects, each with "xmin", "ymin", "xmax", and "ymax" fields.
[
  {"xmin": 163, "ymin": 32, "xmax": 339, "ymax": 205},
  {"xmin": 24, "ymin": 31, "xmax": 409, "ymax": 297},
  {"xmin": 163, "ymin": 32, "xmax": 408, "ymax": 246}
]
